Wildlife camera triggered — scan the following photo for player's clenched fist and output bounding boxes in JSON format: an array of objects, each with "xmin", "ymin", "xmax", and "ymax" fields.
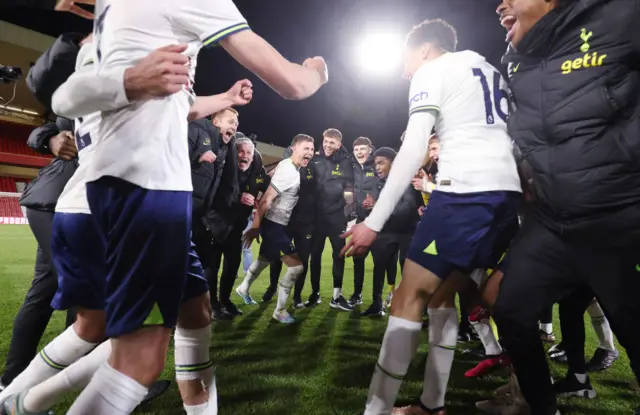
[
  {"xmin": 226, "ymin": 79, "xmax": 253, "ymax": 106},
  {"xmin": 199, "ymin": 150, "xmax": 216, "ymax": 164},
  {"xmin": 123, "ymin": 44, "xmax": 191, "ymax": 101},
  {"xmin": 303, "ymin": 57, "xmax": 329, "ymax": 84}
]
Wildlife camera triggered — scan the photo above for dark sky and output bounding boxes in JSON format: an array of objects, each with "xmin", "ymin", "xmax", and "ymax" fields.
[{"xmin": 2, "ymin": 0, "xmax": 507, "ymax": 149}]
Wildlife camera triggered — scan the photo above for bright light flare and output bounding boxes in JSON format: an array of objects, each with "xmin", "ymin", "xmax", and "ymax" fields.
[{"xmin": 356, "ymin": 33, "xmax": 404, "ymax": 75}]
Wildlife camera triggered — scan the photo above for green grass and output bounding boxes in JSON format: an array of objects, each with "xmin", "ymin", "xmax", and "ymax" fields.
[{"xmin": 0, "ymin": 225, "xmax": 637, "ymax": 414}]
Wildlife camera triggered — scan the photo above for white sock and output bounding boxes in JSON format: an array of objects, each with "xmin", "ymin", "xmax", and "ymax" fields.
[
  {"xmin": 364, "ymin": 316, "xmax": 422, "ymax": 415},
  {"xmin": 420, "ymin": 308, "xmax": 458, "ymax": 410},
  {"xmin": 587, "ymin": 301, "xmax": 616, "ymax": 352},
  {"xmin": 66, "ymin": 362, "xmax": 148, "ymax": 415},
  {"xmin": 174, "ymin": 326, "xmax": 214, "ymax": 382},
  {"xmin": 184, "ymin": 402, "xmax": 211, "ymax": 415},
  {"xmin": 574, "ymin": 373, "xmax": 587, "ymax": 383},
  {"xmin": 333, "ymin": 288, "xmax": 342, "ymax": 300},
  {"xmin": 23, "ymin": 341, "xmax": 112, "ymax": 412},
  {"xmin": 237, "ymin": 259, "xmax": 269, "ymax": 293},
  {"xmin": 539, "ymin": 323, "xmax": 553, "ymax": 334},
  {"xmin": 0, "ymin": 326, "xmax": 97, "ymax": 402},
  {"xmin": 276, "ymin": 265, "xmax": 303, "ymax": 312},
  {"xmin": 469, "ymin": 308, "xmax": 502, "ymax": 356}
]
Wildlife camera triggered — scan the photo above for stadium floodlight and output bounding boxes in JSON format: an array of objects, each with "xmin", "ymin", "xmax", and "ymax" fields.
[{"xmin": 356, "ymin": 32, "xmax": 404, "ymax": 76}]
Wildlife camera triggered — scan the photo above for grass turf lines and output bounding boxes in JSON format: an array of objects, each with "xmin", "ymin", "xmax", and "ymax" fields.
[{"xmin": 0, "ymin": 226, "xmax": 636, "ymax": 414}]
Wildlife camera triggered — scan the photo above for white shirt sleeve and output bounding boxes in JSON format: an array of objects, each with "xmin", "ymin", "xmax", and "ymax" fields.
[
  {"xmin": 408, "ymin": 64, "xmax": 445, "ymax": 117},
  {"xmin": 172, "ymin": 0, "xmax": 250, "ymax": 47},
  {"xmin": 270, "ymin": 160, "xmax": 298, "ymax": 194},
  {"xmin": 51, "ymin": 66, "xmax": 129, "ymax": 119},
  {"xmin": 364, "ymin": 111, "xmax": 436, "ymax": 232}
]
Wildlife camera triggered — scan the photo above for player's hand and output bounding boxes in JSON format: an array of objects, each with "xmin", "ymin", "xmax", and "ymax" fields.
[
  {"xmin": 303, "ymin": 56, "xmax": 329, "ymax": 84},
  {"xmin": 123, "ymin": 44, "xmax": 190, "ymax": 102},
  {"xmin": 55, "ymin": 0, "xmax": 95, "ymax": 19},
  {"xmin": 418, "ymin": 206, "xmax": 425, "ymax": 217},
  {"xmin": 362, "ymin": 194, "xmax": 375, "ymax": 209},
  {"xmin": 240, "ymin": 192, "xmax": 255, "ymax": 207},
  {"xmin": 340, "ymin": 222, "xmax": 377, "ymax": 257},
  {"xmin": 226, "ymin": 80, "xmax": 253, "ymax": 106},
  {"xmin": 242, "ymin": 227, "xmax": 260, "ymax": 249},
  {"xmin": 49, "ymin": 131, "xmax": 78, "ymax": 160},
  {"xmin": 411, "ymin": 177, "xmax": 423, "ymax": 191},
  {"xmin": 199, "ymin": 150, "xmax": 216, "ymax": 164}
]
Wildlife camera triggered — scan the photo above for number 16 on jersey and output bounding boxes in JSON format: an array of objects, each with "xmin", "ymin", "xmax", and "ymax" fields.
[{"xmin": 472, "ymin": 68, "xmax": 509, "ymax": 125}]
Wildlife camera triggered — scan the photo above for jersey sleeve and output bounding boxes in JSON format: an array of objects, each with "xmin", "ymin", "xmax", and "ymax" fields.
[
  {"xmin": 270, "ymin": 162, "xmax": 297, "ymax": 194},
  {"xmin": 173, "ymin": 0, "xmax": 250, "ymax": 48},
  {"xmin": 408, "ymin": 65, "xmax": 444, "ymax": 117}
]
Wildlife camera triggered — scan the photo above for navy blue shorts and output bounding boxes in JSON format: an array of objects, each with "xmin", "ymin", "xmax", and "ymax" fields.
[
  {"xmin": 183, "ymin": 240, "xmax": 208, "ymax": 302},
  {"xmin": 86, "ymin": 176, "xmax": 192, "ymax": 338},
  {"xmin": 406, "ymin": 190, "xmax": 520, "ymax": 279},
  {"xmin": 51, "ymin": 212, "xmax": 106, "ymax": 311},
  {"xmin": 259, "ymin": 219, "xmax": 296, "ymax": 262}
]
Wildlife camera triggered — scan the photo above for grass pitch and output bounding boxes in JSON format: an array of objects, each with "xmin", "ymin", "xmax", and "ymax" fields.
[{"xmin": 0, "ymin": 225, "xmax": 636, "ymax": 414}]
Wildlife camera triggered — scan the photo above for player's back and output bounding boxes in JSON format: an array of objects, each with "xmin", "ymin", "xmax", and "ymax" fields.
[
  {"xmin": 412, "ymin": 51, "xmax": 520, "ymax": 194},
  {"xmin": 88, "ymin": 0, "xmax": 198, "ymax": 192}
]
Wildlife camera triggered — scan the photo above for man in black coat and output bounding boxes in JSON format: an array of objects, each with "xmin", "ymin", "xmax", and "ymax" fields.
[
  {"xmin": 490, "ymin": 1, "xmax": 640, "ymax": 413},
  {"xmin": 306, "ymin": 128, "xmax": 354, "ymax": 311},
  {"xmin": 203, "ymin": 137, "xmax": 269, "ymax": 319},
  {"xmin": 348, "ymin": 137, "xmax": 378, "ymax": 307}
]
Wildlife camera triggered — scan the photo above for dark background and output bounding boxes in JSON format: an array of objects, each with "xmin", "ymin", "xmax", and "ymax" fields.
[{"xmin": 1, "ymin": 0, "xmax": 507, "ymax": 149}]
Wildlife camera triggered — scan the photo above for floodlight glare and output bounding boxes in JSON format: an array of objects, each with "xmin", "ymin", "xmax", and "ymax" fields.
[{"xmin": 356, "ymin": 33, "xmax": 404, "ymax": 75}]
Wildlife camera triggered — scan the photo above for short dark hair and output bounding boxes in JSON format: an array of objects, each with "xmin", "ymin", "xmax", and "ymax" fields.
[
  {"xmin": 323, "ymin": 128, "xmax": 342, "ymax": 141},
  {"xmin": 373, "ymin": 147, "xmax": 397, "ymax": 161},
  {"xmin": 353, "ymin": 137, "xmax": 372, "ymax": 148},
  {"xmin": 291, "ymin": 134, "xmax": 314, "ymax": 146},
  {"xmin": 406, "ymin": 19, "xmax": 458, "ymax": 53}
]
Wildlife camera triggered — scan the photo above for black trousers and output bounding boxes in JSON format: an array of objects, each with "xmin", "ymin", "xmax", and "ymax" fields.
[
  {"xmin": 352, "ymin": 252, "xmax": 369, "ymax": 297},
  {"xmin": 2, "ymin": 209, "xmax": 73, "ymax": 385},
  {"xmin": 494, "ymin": 215, "xmax": 640, "ymax": 414},
  {"xmin": 209, "ymin": 233, "xmax": 242, "ymax": 305},
  {"xmin": 558, "ymin": 286, "xmax": 596, "ymax": 374},
  {"xmin": 270, "ymin": 231, "xmax": 313, "ymax": 300},
  {"xmin": 309, "ymin": 220, "xmax": 346, "ymax": 293},
  {"xmin": 370, "ymin": 233, "xmax": 411, "ymax": 304},
  {"xmin": 539, "ymin": 306, "xmax": 553, "ymax": 325}
]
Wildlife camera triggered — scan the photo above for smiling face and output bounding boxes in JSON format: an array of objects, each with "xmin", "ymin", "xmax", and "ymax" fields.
[
  {"xmin": 212, "ymin": 109, "xmax": 239, "ymax": 144},
  {"xmin": 237, "ymin": 142, "xmax": 254, "ymax": 172},
  {"xmin": 498, "ymin": 0, "xmax": 558, "ymax": 48},
  {"xmin": 353, "ymin": 144, "xmax": 372, "ymax": 163}
]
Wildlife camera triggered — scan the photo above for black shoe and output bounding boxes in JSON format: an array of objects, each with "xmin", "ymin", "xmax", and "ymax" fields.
[
  {"xmin": 549, "ymin": 342, "xmax": 567, "ymax": 363},
  {"xmin": 554, "ymin": 374, "xmax": 597, "ymax": 398},
  {"xmin": 262, "ymin": 286, "xmax": 276, "ymax": 303},
  {"xmin": 635, "ymin": 408, "xmax": 640, "ymax": 415},
  {"xmin": 141, "ymin": 379, "xmax": 171, "ymax": 404},
  {"xmin": 348, "ymin": 293, "xmax": 363, "ymax": 306},
  {"xmin": 304, "ymin": 292, "xmax": 321, "ymax": 308},
  {"xmin": 293, "ymin": 299, "xmax": 305, "ymax": 309},
  {"xmin": 330, "ymin": 295, "xmax": 353, "ymax": 311},
  {"xmin": 211, "ymin": 304, "xmax": 232, "ymax": 321},
  {"xmin": 540, "ymin": 329, "xmax": 557, "ymax": 343},
  {"xmin": 586, "ymin": 347, "xmax": 619, "ymax": 372},
  {"xmin": 222, "ymin": 302, "xmax": 243, "ymax": 317},
  {"xmin": 361, "ymin": 302, "xmax": 385, "ymax": 317}
]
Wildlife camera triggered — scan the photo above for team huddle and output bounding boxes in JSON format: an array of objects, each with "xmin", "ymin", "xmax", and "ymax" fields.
[{"xmin": 2, "ymin": 0, "xmax": 640, "ymax": 414}]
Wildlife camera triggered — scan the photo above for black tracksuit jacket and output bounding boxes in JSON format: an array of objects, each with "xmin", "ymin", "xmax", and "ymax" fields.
[
  {"xmin": 311, "ymin": 146, "xmax": 354, "ymax": 230},
  {"xmin": 504, "ymin": 0, "xmax": 640, "ymax": 245}
]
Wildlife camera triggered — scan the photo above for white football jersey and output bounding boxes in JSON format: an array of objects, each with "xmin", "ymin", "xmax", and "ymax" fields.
[
  {"xmin": 56, "ymin": 43, "xmax": 100, "ymax": 214},
  {"xmin": 408, "ymin": 50, "xmax": 521, "ymax": 194},
  {"xmin": 87, "ymin": 0, "xmax": 249, "ymax": 191},
  {"xmin": 266, "ymin": 158, "xmax": 300, "ymax": 226}
]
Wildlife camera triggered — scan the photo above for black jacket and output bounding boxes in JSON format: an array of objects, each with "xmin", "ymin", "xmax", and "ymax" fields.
[
  {"xmin": 352, "ymin": 155, "xmax": 378, "ymax": 221},
  {"xmin": 503, "ymin": 0, "xmax": 640, "ymax": 242},
  {"xmin": 206, "ymin": 150, "xmax": 269, "ymax": 244},
  {"xmin": 188, "ymin": 119, "xmax": 232, "ymax": 219},
  {"xmin": 312, "ymin": 145, "xmax": 354, "ymax": 225},
  {"xmin": 27, "ymin": 33, "xmax": 84, "ymax": 112},
  {"xmin": 376, "ymin": 180, "xmax": 421, "ymax": 235},
  {"xmin": 19, "ymin": 118, "xmax": 78, "ymax": 211}
]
